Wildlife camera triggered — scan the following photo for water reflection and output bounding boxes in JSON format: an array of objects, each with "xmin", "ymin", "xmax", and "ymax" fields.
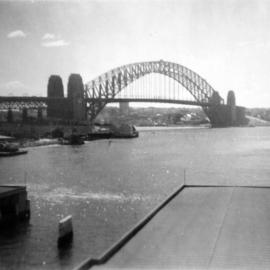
[{"xmin": 0, "ymin": 127, "xmax": 270, "ymax": 269}]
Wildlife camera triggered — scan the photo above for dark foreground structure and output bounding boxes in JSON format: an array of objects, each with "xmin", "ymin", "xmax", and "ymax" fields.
[{"xmin": 0, "ymin": 185, "xmax": 30, "ymax": 226}]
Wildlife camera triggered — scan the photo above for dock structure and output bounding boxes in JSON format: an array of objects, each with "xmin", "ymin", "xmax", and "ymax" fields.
[
  {"xmin": 0, "ymin": 185, "xmax": 30, "ymax": 226},
  {"xmin": 77, "ymin": 185, "xmax": 270, "ymax": 270},
  {"xmin": 58, "ymin": 215, "xmax": 74, "ymax": 247}
]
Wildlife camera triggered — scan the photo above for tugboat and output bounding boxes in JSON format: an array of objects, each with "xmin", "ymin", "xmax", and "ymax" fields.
[{"xmin": 0, "ymin": 142, "xmax": 28, "ymax": 157}]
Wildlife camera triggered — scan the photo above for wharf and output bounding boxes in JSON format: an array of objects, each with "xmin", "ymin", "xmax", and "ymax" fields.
[
  {"xmin": 0, "ymin": 185, "xmax": 30, "ymax": 225},
  {"xmin": 80, "ymin": 185, "xmax": 270, "ymax": 270},
  {"xmin": 0, "ymin": 185, "xmax": 26, "ymax": 199}
]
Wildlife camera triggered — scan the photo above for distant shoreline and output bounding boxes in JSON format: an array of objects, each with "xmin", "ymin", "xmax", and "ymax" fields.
[{"xmin": 136, "ymin": 125, "xmax": 211, "ymax": 132}]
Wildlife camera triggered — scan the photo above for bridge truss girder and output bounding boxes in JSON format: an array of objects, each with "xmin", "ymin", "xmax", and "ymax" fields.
[
  {"xmin": 84, "ymin": 60, "xmax": 224, "ymax": 121},
  {"xmin": 0, "ymin": 101, "xmax": 46, "ymax": 110}
]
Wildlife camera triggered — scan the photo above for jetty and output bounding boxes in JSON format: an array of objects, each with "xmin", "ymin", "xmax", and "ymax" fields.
[{"xmin": 0, "ymin": 185, "xmax": 30, "ymax": 226}]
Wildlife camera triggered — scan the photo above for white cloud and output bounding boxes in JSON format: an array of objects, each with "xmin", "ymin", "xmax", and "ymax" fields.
[
  {"xmin": 237, "ymin": 40, "xmax": 270, "ymax": 49},
  {"xmin": 0, "ymin": 81, "xmax": 30, "ymax": 95},
  {"xmin": 42, "ymin": 33, "xmax": 55, "ymax": 40},
  {"xmin": 7, "ymin": 30, "xmax": 26, "ymax": 39},
  {"xmin": 41, "ymin": 39, "xmax": 70, "ymax": 47}
]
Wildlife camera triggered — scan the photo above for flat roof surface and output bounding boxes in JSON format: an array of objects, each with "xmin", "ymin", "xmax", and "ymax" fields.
[
  {"xmin": 0, "ymin": 185, "xmax": 26, "ymax": 199},
  {"xmin": 94, "ymin": 186, "xmax": 270, "ymax": 270}
]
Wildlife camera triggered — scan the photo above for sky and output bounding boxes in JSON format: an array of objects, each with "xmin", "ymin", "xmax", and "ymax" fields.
[{"xmin": 0, "ymin": 0, "xmax": 270, "ymax": 108}]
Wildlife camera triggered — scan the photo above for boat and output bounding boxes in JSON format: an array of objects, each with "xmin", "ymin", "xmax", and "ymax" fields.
[
  {"xmin": 0, "ymin": 150, "xmax": 28, "ymax": 157},
  {"xmin": 86, "ymin": 124, "xmax": 139, "ymax": 140},
  {"xmin": 0, "ymin": 142, "xmax": 28, "ymax": 157},
  {"xmin": 60, "ymin": 134, "xmax": 85, "ymax": 145},
  {"xmin": 87, "ymin": 131, "xmax": 112, "ymax": 141},
  {"xmin": 111, "ymin": 124, "xmax": 139, "ymax": 138}
]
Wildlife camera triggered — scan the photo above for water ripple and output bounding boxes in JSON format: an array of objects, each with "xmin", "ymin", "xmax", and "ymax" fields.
[{"xmin": 30, "ymin": 187, "xmax": 151, "ymax": 204}]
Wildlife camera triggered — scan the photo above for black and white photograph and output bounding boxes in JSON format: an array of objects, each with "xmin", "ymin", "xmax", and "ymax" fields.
[{"xmin": 0, "ymin": 0, "xmax": 270, "ymax": 269}]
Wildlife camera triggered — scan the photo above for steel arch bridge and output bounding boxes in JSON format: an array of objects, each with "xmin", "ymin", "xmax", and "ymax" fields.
[
  {"xmin": 85, "ymin": 60, "xmax": 224, "ymax": 121},
  {"xmin": 0, "ymin": 60, "xmax": 245, "ymax": 127}
]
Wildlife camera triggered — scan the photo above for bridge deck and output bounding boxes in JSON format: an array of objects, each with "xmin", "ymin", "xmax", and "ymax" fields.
[
  {"xmin": 0, "ymin": 96, "xmax": 211, "ymax": 107},
  {"xmin": 93, "ymin": 186, "xmax": 270, "ymax": 270}
]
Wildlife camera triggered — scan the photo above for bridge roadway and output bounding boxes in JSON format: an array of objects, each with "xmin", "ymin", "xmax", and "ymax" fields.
[
  {"xmin": 85, "ymin": 98, "xmax": 210, "ymax": 106},
  {"xmin": 82, "ymin": 185, "xmax": 270, "ymax": 270},
  {"xmin": 0, "ymin": 96, "xmax": 211, "ymax": 107}
]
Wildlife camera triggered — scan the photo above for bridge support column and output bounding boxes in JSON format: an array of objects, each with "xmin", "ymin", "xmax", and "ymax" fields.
[
  {"xmin": 37, "ymin": 107, "xmax": 43, "ymax": 122},
  {"xmin": 67, "ymin": 74, "xmax": 86, "ymax": 122},
  {"xmin": 204, "ymin": 104, "xmax": 248, "ymax": 127},
  {"xmin": 119, "ymin": 102, "xmax": 129, "ymax": 115},
  {"xmin": 7, "ymin": 108, "xmax": 13, "ymax": 123},
  {"xmin": 22, "ymin": 108, "xmax": 28, "ymax": 123},
  {"xmin": 47, "ymin": 75, "xmax": 65, "ymax": 119},
  {"xmin": 204, "ymin": 105, "xmax": 231, "ymax": 127},
  {"xmin": 72, "ymin": 96, "xmax": 86, "ymax": 122}
]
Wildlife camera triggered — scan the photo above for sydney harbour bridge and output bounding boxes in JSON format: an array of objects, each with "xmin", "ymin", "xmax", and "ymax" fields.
[{"xmin": 0, "ymin": 60, "xmax": 246, "ymax": 127}]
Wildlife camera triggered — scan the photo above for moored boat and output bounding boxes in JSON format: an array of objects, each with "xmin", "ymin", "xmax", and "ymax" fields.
[
  {"xmin": 0, "ymin": 142, "xmax": 28, "ymax": 157},
  {"xmin": 0, "ymin": 150, "xmax": 28, "ymax": 157},
  {"xmin": 60, "ymin": 134, "xmax": 85, "ymax": 145},
  {"xmin": 111, "ymin": 124, "xmax": 139, "ymax": 138}
]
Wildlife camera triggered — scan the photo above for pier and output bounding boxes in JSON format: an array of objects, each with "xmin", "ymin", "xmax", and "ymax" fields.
[{"xmin": 0, "ymin": 185, "xmax": 30, "ymax": 226}]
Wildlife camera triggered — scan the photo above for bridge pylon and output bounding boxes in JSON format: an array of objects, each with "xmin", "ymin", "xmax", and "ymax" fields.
[{"xmin": 204, "ymin": 90, "xmax": 247, "ymax": 127}]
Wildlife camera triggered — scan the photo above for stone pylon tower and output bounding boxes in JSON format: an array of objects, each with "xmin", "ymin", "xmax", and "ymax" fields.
[
  {"xmin": 227, "ymin": 90, "xmax": 236, "ymax": 125},
  {"xmin": 47, "ymin": 75, "xmax": 64, "ymax": 118},
  {"xmin": 67, "ymin": 74, "xmax": 86, "ymax": 121}
]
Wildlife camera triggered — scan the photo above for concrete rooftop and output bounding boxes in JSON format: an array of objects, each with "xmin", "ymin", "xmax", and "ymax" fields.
[{"xmin": 92, "ymin": 186, "xmax": 270, "ymax": 270}]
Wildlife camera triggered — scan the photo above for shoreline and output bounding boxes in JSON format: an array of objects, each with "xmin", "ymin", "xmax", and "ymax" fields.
[{"xmin": 19, "ymin": 138, "xmax": 60, "ymax": 148}]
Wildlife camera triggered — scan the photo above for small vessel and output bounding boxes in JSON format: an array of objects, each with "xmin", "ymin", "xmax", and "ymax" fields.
[
  {"xmin": 60, "ymin": 134, "xmax": 85, "ymax": 145},
  {"xmin": 111, "ymin": 124, "xmax": 139, "ymax": 138},
  {"xmin": 87, "ymin": 124, "xmax": 139, "ymax": 140},
  {"xmin": 0, "ymin": 150, "xmax": 28, "ymax": 157},
  {"xmin": 0, "ymin": 142, "xmax": 28, "ymax": 157},
  {"xmin": 87, "ymin": 131, "xmax": 112, "ymax": 141}
]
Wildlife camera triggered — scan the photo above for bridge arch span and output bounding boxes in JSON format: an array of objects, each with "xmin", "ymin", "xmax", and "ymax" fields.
[{"xmin": 84, "ymin": 60, "xmax": 224, "ymax": 120}]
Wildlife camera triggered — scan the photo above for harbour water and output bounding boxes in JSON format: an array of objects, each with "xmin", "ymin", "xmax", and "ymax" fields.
[{"xmin": 0, "ymin": 126, "xmax": 270, "ymax": 269}]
